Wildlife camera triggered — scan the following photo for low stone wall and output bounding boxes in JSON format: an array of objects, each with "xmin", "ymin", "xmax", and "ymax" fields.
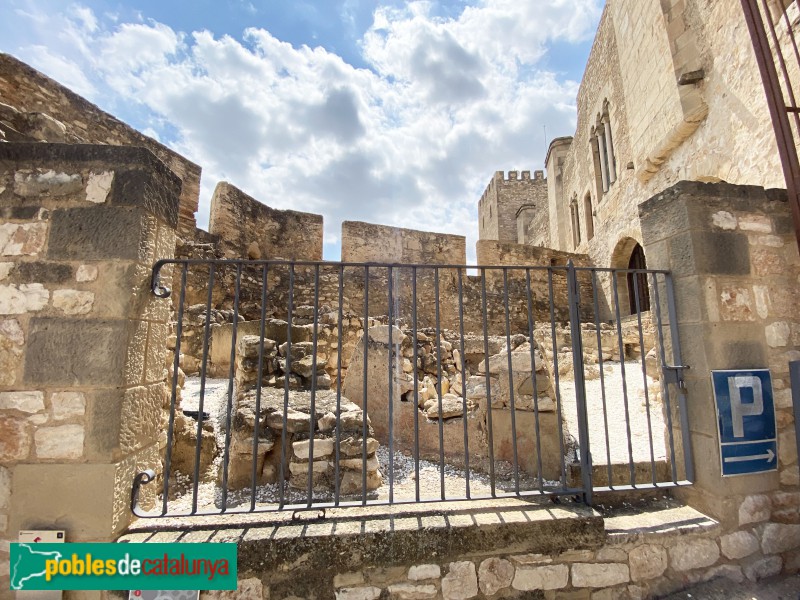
[{"xmin": 120, "ymin": 499, "xmax": 799, "ymax": 599}]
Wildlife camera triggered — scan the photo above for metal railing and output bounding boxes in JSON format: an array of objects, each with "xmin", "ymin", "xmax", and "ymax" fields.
[{"xmin": 132, "ymin": 259, "xmax": 693, "ymax": 517}]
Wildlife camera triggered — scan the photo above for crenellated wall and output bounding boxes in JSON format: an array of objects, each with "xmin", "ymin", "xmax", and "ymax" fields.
[{"xmin": 478, "ymin": 170, "xmax": 548, "ymax": 245}]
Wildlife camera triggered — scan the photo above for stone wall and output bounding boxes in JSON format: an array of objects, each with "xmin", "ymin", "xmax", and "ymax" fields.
[
  {"xmin": 640, "ymin": 180, "xmax": 799, "ymax": 525},
  {"xmin": 0, "ymin": 143, "xmax": 179, "ymax": 590},
  {"xmin": 341, "ymin": 221, "xmax": 466, "ymax": 265},
  {"xmin": 478, "ymin": 171, "xmax": 547, "ymax": 245},
  {"xmin": 0, "ymin": 53, "xmax": 201, "ymax": 237},
  {"xmin": 208, "ymin": 182, "xmax": 324, "ymax": 261}
]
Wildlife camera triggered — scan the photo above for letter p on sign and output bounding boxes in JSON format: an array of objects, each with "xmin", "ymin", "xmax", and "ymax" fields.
[{"xmin": 728, "ymin": 375, "xmax": 763, "ymax": 438}]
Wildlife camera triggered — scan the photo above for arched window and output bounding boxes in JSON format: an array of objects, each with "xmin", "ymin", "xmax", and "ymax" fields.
[
  {"xmin": 583, "ymin": 193, "xmax": 594, "ymax": 241},
  {"xmin": 570, "ymin": 195, "xmax": 581, "ymax": 248},
  {"xmin": 591, "ymin": 100, "xmax": 617, "ymax": 198}
]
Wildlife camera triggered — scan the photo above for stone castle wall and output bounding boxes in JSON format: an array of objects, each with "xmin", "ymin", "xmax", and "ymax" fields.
[
  {"xmin": 341, "ymin": 221, "xmax": 466, "ymax": 265},
  {"xmin": 544, "ymin": 0, "xmax": 784, "ymax": 286},
  {"xmin": 208, "ymin": 182, "xmax": 323, "ymax": 261},
  {"xmin": 0, "ymin": 53, "xmax": 202, "ymax": 237}
]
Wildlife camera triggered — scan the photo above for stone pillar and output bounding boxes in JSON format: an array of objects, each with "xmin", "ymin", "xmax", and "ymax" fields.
[
  {"xmin": 639, "ymin": 181, "xmax": 799, "ymax": 527},
  {"xmin": 0, "ymin": 144, "xmax": 179, "ymax": 579},
  {"xmin": 603, "ymin": 118, "xmax": 616, "ymax": 184}
]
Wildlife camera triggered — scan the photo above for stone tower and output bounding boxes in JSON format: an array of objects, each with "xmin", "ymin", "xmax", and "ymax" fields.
[{"xmin": 477, "ymin": 170, "xmax": 549, "ymax": 246}]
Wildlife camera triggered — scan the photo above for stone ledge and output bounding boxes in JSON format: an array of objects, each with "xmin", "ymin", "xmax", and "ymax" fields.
[
  {"xmin": 604, "ymin": 504, "xmax": 720, "ymax": 544},
  {"xmin": 120, "ymin": 498, "xmax": 603, "ymax": 583}
]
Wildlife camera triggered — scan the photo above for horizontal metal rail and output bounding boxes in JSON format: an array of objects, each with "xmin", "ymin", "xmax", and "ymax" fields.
[{"xmin": 134, "ymin": 258, "xmax": 692, "ymax": 517}]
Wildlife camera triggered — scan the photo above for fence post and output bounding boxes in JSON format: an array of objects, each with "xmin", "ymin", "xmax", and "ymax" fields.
[{"xmin": 567, "ymin": 260, "xmax": 592, "ymax": 503}]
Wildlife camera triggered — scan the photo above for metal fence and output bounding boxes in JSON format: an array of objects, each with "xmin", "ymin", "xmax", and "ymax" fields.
[{"xmin": 132, "ymin": 259, "xmax": 693, "ymax": 517}]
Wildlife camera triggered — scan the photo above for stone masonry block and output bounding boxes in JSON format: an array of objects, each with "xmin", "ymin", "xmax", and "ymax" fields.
[
  {"xmin": 571, "ymin": 563, "xmax": 629, "ymax": 588},
  {"xmin": 0, "ymin": 416, "xmax": 31, "ymax": 461},
  {"xmin": 24, "ymin": 318, "xmax": 129, "ymax": 386},
  {"xmin": 34, "ymin": 424, "xmax": 84, "ymax": 459},
  {"xmin": 669, "ymin": 538, "xmax": 720, "ymax": 571},
  {"xmin": 48, "ymin": 205, "xmax": 152, "ymax": 261},
  {"xmin": 693, "ymin": 231, "xmax": 750, "ymax": 275}
]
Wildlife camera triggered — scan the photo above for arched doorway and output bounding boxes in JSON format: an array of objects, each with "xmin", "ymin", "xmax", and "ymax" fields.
[{"xmin": 626, "ymin": 243, "xmax": 650, "ymax": 314}]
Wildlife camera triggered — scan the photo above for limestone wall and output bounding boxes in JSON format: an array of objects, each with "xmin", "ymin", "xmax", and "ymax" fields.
[
  {"xmin": 341, "ymin": 221, "xmax": 466, "ymax": 265},
  {"xmin": 208, "ymin": 182, "xmax": 323, "ymax": 261},
  {"xmin": 0, "ymin": 53, "xmax": 201, "ymax": 237},
  {"xmin": 0, "ymin": 144, "xmax": 179, "ymax": 590}
]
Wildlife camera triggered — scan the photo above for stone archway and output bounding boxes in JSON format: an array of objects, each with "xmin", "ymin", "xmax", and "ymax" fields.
[{"xmin": 610, "ymin": 236, "xmax": 650, "ymax": 316}]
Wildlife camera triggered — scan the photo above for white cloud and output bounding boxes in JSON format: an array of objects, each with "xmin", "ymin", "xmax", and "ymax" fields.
[{"xmin": 0, "ymin": 0, "xmax": 601, "ymax": 262}]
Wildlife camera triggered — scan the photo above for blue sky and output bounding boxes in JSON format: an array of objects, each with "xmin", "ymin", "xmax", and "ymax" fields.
[{"xmin": 0, "ymin": 0, "xmax": 602, "ymax": 261}]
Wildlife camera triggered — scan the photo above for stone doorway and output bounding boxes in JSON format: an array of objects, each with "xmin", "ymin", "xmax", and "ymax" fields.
[{"xmin": 627, "ymin": 242, "xmax": 650, "ymax": 314}]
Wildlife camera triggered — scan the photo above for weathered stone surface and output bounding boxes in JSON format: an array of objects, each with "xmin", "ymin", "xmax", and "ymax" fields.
[
  {"xmin": 293, "ymin": 438, "xmax": 334, "ymax": 460},
  {"xmin": 669, "ymin": 539, "xmax": 720, "ymax": 571},
  {"xmin": 571, "ymin": 563, "xmax": 629, "ymax": 588},
  {"xmin": 424, "ymin": 394, "xmax": 465, "ymax": 419},
  {"xmin": 742, "ymin": 555, "xmax": 782, "ymax": 582},
  {"xmin": 711, "ymin": 211, "xmax": 737, "ymax": 230},
  {"xmin": 699, "ymin": 564, "xmax": 744, "ymax": 584},
  {"xmin": 86, "ymin": 171, "xmax": 114, "ymax": 204},
  {"xmin": 34, "ymin": 424, "xmax": 84, "ymax": 459},
  {"xmin": 0, "ymin": 391, "xmax": 44, "ymax": 414},
  {"xmin": 0, "ymin": 318, "xmax": 24, "ymax": 385},
  {"xmin": 75, "ymin": 264, "xmax": 98, "ymax": 282},
  {"xmin": 13, "ymin": 169, "xmax": 82, "ymax": 197},
  {"xmin": 512, "ymin": 564, "xmax": 568, "ymax": 590},
  {"xmin": 441, "ymin": 561, "xmax": 478, "ymax": 600},
  {"xmin": 335, "ymin": 587, "xmax": 382, "ymax": 600},
  {"xmin": 739, "ymin": 494, "xmax": 772, "ymax": 526},
  {"xmin": 387, "ymin": 583, "xmax": 437, "ymax": 600},
  {"xmin": 765, "ymin": 321, "xmax": 790, "ymax": 347},
  {"xmin": 596, "ymin": 548, "xmax": 627, "ymax": 562},
  {"xmin": 200, "ymin": 577, "xmax": 265, "ymax": 599},
  {"xmin": 0, "ymin": 416, "xmax": 30, "ymax": 460},
  {"xmin": 478, "ymin": 557, "xmax": 514, "ymax": 596},
  {"xmin": 760, "ymin": 522, "xmax": 800, "ymax": 554},
  {"xmin": 0, "ymin": 465, "xmax": 9, "ymax": 509},
  {"xmin": 339, "ymin": 469, "xmax": 382, "ymax": 495},
  {"xmin": 0, "ymin": 283, "xmax": 49, "ymax": 314},
  {"xmin": 0, "ymin": 222, "xmax": 47, "ymax": 256},
  {"xmin": 52, "ymin": 289, "xmax": 94, "ymax": 315},
  {"xmin": 408, "ymin": 564, "xmax": 441, "ymax": 581},
  {"xmin": 628, "ymin": 544, "xmax": 667, "ymax": 581},
  {"xmin": 719, "ymin": 531, "xmax": 759, "ymax": 560}
]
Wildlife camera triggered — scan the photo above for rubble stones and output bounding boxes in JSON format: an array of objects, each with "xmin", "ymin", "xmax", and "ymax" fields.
[{"xmin": 441, "ymin": 561, "xmax": 478, "ymax": 600}]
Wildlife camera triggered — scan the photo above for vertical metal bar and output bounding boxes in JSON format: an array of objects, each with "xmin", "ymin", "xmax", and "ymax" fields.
[
  {"xmin": 456, "ymin": 268, "xmax": 471, "ymax": 499},
  {"xmin": 192, "ymin": 263, "xmax": 215, "ymax": 514},
  {"xmin": 567, "ymin": 261, "xmax": 592, "ymax": 504},
  {"xmin": 525, "ymin": 269, "xmax": 544, "ymax": 493},
  {"xmin": 162, "ymin": 262, "xmax": 187, "ymax": 515},
  {"xmin": 362, "ymin": 265, "xmax": 369, "ymax": 505},
  {"xmin": 387, "ymin": 266, "xmax": 395, "ymax": 504},
  {"xmin": 651, "ymin": 273, "xmax": 679, "ymax": 484},
  {"xmin": 632, "ymin": 271, "xmax": 657, "ymax": 485},
  {"xmin": 412, "ymin": 267, "xmax": 420, "ymax": 501},
  {"xmin": 741, "ymin": 0, "xmax": 800, "ymax": 249},
  {"xmin": 220, "ymin": 262, "xmax": 242, "ymax": 512},
  {"xmin": 611, "ymin": 272, "xmax": 636, "ymax": 486},
  {"xmin": 278, "ymin": 264, "xmax": 295, "ymax": 509},
  {"xmin": 790, "ymin": 360, "xmax": 800, "ymax": 484},
  {"xmin": 502, "ymin": 268, "xmax": 520, "ymax": 494},
  {"xmin": 760, "ymin": 0, "xmax": 800, "ymax": 134},
  {"xmin": 780, "ymin": 4, "xmax": 800, "ymax": 110},
  {"xmin": 590, "ymin": 270, "xmax": 613, "ymax": 487},
  {"xmin": 480, "ymin": 268, "xmax": 496, "ymax": 496},
  {"xmin": 547, "ymin": 269, "xmax": 568, "ymax": 488},
  {"xmin": 306, "ymin": 265, "xmax": 320, "ymax": 506},
  {"xmin": 334, "ymin": 265, "xmax": 344, "ymax": 505},
  {"xmin": 665, "ymin": 273, "xmax": 694, "ymax": 482},
  {"xmin": 250, "ymin": 263, "xmax": 269, "ymax": 511},
  {"xmin": 434, "ymin": 268, "xmax": 446, "ymax": 500}
]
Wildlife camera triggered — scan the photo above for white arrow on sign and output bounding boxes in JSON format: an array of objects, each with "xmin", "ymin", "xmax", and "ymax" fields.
[{"xmin": 724, "ymin": 449, "xmax": 775, "ymax": 464}]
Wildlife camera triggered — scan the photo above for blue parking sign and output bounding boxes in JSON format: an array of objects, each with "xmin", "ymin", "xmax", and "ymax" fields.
[{"xmin": 712, "ymin": 369, "xmax": 777, "ymax": 477}]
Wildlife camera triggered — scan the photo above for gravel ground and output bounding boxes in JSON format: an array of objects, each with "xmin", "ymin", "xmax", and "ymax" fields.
[
  {"xmin": 560, "ymin": 361, "xmax": 668, "ymax": 465},
  {"xmin": 168, "ymin": 363, "xmax": 666, "ymax": 512}
]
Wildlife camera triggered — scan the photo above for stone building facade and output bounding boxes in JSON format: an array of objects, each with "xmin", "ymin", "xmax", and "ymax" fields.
[
  {"xmin": 498, "ymin": 0, "xmax": 787, "ymax": 295},
  {"xmin": 478, "ymin": 170, "xmax": 549, "ymax": 247}
]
